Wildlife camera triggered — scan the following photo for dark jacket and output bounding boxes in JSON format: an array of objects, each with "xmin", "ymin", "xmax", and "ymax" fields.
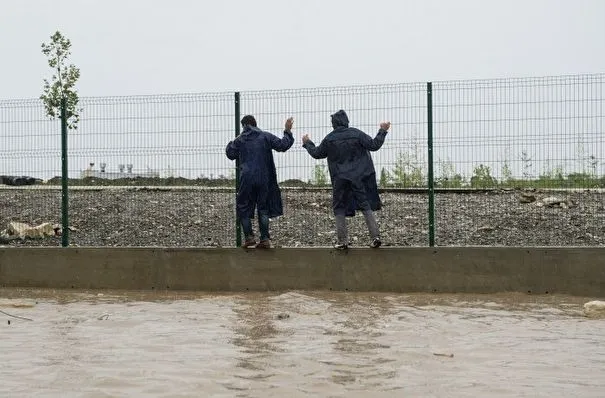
[
  {"xmin": 226, "ymin": 126, "xmax": 293, "ymax": 218},
  {"xmin": 303, "ymin": 110, "xmax": 388, "ymax": 216}
]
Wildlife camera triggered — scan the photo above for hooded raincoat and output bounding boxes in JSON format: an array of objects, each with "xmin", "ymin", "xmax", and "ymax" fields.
[
  {"xmin": 303, "ymin": 110, "xmax": 387, "ymax": 216},
  {"xmin": 226, "ymin": 126, "xmax": 294, "ymax": 219}
]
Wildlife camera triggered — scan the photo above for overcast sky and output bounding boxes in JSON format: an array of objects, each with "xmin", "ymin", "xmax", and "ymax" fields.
[{"xmin": 1, "ymin": 0, "xmax": 604, "ymax": 99}]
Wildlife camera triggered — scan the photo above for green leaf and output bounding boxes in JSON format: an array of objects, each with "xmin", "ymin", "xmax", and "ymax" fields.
[{"xmin": 40, "ymin": 30, "xmax": 81, "ymax": 129}]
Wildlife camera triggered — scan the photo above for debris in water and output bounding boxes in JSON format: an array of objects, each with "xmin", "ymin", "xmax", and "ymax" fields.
[{"xmin": 433, "ymin": 353, "xmax": 454, "ymax": 358}]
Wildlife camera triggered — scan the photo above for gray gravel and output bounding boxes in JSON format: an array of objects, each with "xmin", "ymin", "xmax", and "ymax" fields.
[{"xmin": 1, "ymin": 188, "xmax": 604, "ymax": 247}]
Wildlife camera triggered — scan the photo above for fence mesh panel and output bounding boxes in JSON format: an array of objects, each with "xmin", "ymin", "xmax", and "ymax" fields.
[
  {"xmin": 2, "ymin": 93, "xmax": 237, "ymax": 247},
  {"xmin": 1, "ymin": 74, "xmax": 603, "ymax": 247},
  {"xmin": 240, "ymin": 83, "xmax": 427, "ymax": 247},
  {"xmin": 0, "ymin": 98, "xmax": 62, "ymax": 245},
  {"xmin": 433, "ymin": 74, "xmax": 605, "ymax": 246}
]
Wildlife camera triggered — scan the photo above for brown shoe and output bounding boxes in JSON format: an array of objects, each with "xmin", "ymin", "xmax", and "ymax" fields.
[
  {"xmin": 255, "ymin": 239, "xmax": 271, "ymax": 249},
  {"xmin": 242, "ymin": 238, "xmax": 256, "ymax": 248}
]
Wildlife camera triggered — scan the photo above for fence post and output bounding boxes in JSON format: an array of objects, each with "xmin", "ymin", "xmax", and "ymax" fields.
[
  {"xmin": 60, "ymin": 97, "xmax": 69, "ymax": 247},
  {"xmin": 427, "ymin": 82, "xmax": 435, "ymax": 247},
  {"xmin": 234, "ymin": 92, "xmax": 242, "ymax": 247}
]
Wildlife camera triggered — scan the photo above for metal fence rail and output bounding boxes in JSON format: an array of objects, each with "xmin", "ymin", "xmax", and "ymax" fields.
[{"xmin": 0, "ymin": 73, "xmax": 603, "ymax": 247}]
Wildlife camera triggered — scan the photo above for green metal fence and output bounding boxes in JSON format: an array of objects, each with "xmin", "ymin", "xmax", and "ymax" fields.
[{"xmin": 0, "ymin": 73, "xmax": 603, "ymax": 247}]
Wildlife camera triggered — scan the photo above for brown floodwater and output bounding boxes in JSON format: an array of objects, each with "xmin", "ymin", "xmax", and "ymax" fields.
[{"xmin": 1, "ymin": 289, "xmax": 604, "ymax": 397}]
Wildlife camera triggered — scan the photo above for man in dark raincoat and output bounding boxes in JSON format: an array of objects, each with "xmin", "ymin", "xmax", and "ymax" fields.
[
  {"xmin": 302, "ymin": 110, "xmax": 390, "ymax": 249},
  {"xmin": 226, "ymin": 115, "xmax": 294, "ymax": 248}
]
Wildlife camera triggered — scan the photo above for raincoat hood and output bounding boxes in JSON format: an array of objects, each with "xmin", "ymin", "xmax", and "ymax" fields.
[
  {"xmin": 331, "ymin": 110, "xmax": 349, "ymax": 129},
  {"xmin": 241, "ymin": 125, "xmax": 261, "ymax": 136}
]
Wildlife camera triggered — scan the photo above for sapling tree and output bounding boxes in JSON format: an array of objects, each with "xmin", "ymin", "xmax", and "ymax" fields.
[{"xmin": 40, "ymin": 31, "xmax": 81, "ymax": 129}]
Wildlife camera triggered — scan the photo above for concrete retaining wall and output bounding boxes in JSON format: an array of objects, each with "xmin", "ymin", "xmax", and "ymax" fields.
[{"xmin": 0, "ymin": 247, "xmax": 604, "ymax": 296}]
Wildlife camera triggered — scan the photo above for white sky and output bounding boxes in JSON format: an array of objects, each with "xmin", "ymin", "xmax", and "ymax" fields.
[
  {"xmin": 1, "ymin": 0, "xmax": 604, "ymax": 98},
  {"xmin": 1, "ymin": 0, "xmax": 604, "ymax": 182}
]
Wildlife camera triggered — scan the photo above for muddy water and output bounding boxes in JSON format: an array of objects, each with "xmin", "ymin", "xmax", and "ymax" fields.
[{"xmin": 1, "ymin": 289, "xmax": 604, "ymax": 397}]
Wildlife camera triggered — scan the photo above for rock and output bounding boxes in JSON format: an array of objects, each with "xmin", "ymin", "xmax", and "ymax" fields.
[
  {"xmin": 477, "ymin": 225, "xmax": 495, "ymax": 232},
  {"xmin": 0, "ymin": 175, "xmax": 41, "ymax": 186},
  {"xmin": 583, "ymin": 301, "xmax": 605, "ymax": 318},
  {"xmin": 519, "ymin": 193, "xmax": 536, "ymax": 203},
  {"xmin": 539, "ymin": 196, "xmax": 568, "ymax": 208},
  {"xmin": 0, "ymin": 221, "xmax": 60, "ymax": 242}
]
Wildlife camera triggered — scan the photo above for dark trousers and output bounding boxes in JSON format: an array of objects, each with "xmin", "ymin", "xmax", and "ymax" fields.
[
  {"xmin": 237, "ymin": 178, "xmax": 270, "ymax": 241},
  {"xmin": 241, "ymin": 212, "xmax": 270, "ymax": 241}
]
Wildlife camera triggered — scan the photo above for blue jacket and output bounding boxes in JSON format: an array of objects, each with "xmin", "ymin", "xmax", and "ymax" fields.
[
  {"xmin": 303, "ymin": 110, "xmax": 388, "ymax": 215},
  {"xmin": 226, "ymin": 126, "xmax": 294, "ymax": 218}
]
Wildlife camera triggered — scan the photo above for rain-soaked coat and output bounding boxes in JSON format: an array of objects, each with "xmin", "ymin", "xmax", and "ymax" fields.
[
  {"xmin": 303, "ymin": 110, "xmax": 388, "ymax": 216},
  {"xmin": 226, "ymin": 126, "xmax": 294, "ymax": 219}
]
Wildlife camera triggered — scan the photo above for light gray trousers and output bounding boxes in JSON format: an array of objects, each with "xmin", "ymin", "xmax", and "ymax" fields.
[{"xmin": 335, "ymin": 210, "xmax": 379, "ymax": 244}]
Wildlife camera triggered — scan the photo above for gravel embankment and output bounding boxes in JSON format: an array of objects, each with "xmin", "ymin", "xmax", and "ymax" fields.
[{"xmin": 1, "ymin": 188, "xmax": 603, "ymax": 247}]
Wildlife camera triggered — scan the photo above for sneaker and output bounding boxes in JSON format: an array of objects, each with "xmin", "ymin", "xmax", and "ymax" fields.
[
  {"xmin": 256, "ymin": 239, "xmax": 271, "ymax": 249},
  {"xmin": 370, "ymin": 238, "xmax": 382, "ymax": 248},
  {"xmin": 334, "ymin": 243, "xmax": 348, "ymax": 250},
  {"xmin": 242, "ymin": 238, "xmax": 256, "ymax": 248}
]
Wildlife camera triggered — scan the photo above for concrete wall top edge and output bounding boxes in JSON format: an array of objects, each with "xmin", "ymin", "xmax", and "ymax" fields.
[{"xmin": 1, "ymin": 246, "xmax": 605, "ymax": 251}]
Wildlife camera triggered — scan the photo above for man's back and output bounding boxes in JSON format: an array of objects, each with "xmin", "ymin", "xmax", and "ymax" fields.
[
  {"xmin": 235, "ymin": 127, "xmax": 272, "ymax": 178},
  {"xmin": 301, "ymin": 110, "xmax": 391, "ymax": 249},
  {"xmin": 323, "ymin": 127, "xmax": 376, "ymax": 180},
  {"xmin": 225, "ymin": 115, "xmax": 295, "ymax": 247},
  {"xmin": 226, "ymin": 126, "xmax": 293, "ymax": 180},
  {"xmin": 303, "ymin": 110, "xmax": 387, "ymax": 181}
]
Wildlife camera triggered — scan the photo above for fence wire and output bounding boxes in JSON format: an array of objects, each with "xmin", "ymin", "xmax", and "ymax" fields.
[
  {"xmin": 432, "ymin": 74, "xmax": 605, "ymax": 246},
  {"xmin": 0, "ymin": 99, "xmax": 62, "ymax": 245},
  {"xmin": 240, "ymin": 83, "xmax": 427, "ymax": 247},
  {"xmin": 0, "ymin": 73, "xmax": 603, "ymax": 247}
]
